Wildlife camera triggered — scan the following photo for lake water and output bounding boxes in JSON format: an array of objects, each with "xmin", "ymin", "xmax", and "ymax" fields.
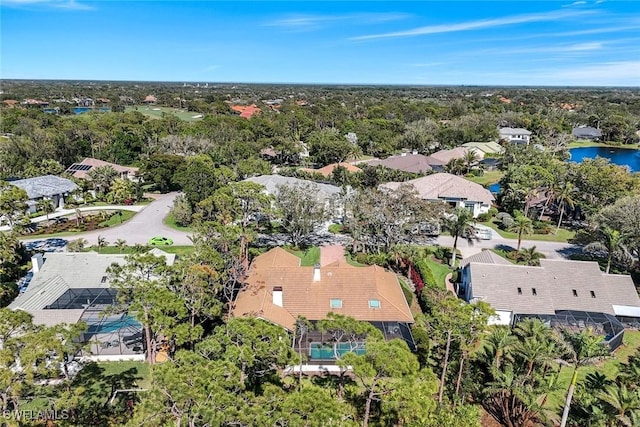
[{"xmin": 568, "ymin": 147, "xmax": 640, "ymax": 173}]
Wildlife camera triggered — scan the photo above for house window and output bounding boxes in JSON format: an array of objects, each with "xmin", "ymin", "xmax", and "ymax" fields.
[
  {"xmin": 330, "ymin": 299, "xmax": 342, "ymax": 309},
  {"xmin": 532, "ymin": 288, "xmax": 537, "ymax": 296},
  {"xmin": 572, "ymin": 289, "xmax": 578, "ymax": 297},
  {"xmin": 590, "ymin": 291, "xmax": 596, "ymax": 298},
  {"xmin": 369, "ymin": 299, "xmax": 381, "ymax": 309},
  {"xmin": 517, "ymin": 287, "xmax": 522, "ymax": 295}
]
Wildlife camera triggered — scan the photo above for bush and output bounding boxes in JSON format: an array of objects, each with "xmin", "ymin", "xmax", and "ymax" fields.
[
  {"xmin": 0, "ymin": 282, "xmax": 18, "ymax": 308},
  {"xmin": 501, "ymin": 216, "xmax": 514, "ymax": 229},
  {"xmin": 476, "ymin": 213, "xmax": 492, "ymax": 222},
  {"xmin": 415, "ymin": 260, "xmax": 438, "ymax": 289},
  {"xmin": 496, "ymin": 212, "xmax": 512, "ymax": 221},
  {"xmin": 488, "ymin": 207, "xmax": 498, "ymax": 217}
]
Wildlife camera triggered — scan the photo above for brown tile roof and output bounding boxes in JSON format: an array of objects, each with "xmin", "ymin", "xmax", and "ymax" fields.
[
  {"xmin": 231, "ymin": 104, "xmax": 261, "ymax": 119},
  {"xmin": 426, "ymin": 147, "xmax": 470, "ymax": 166},
  {"xmin": 381, "ymin": 173, "xmax": 494, "ymax": 206},
  {"xmin": 232, "ymin": 247, "xmax": 414, "ymax": 330},
  {"xmin": 320, "ymin": 245, "xmax": 346, "ymax": 266},
  {"xmin": 301, "ymin": 162, "xmax": 362, "ymax": 177},
  {"xmin": 66, "ymin": 158, "xmax": 138, "ymax": 179},
  {"xmin": 368, "ymin": 153, "xmax": 432, "ymax": 174}
]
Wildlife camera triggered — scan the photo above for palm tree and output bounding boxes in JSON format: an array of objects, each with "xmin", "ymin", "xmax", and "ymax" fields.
[
  {"xmin": 484, "ymin": 326, "xmax": 518, "ymax": 369},
  {"xmin": 442, "ymin": 207, "xmax": 475, "ymax": 266},
  {"xmin": 87, "ymin": 165, "xmax": 118, "ymax": 198},
  {"xmin": 36, "ymin": 198, "xmax": 55, "ymax": 225},
  {"xmin": 559, "ymin": 327, "xmax": 610, "ymax": 427},
  {"xmin": 617, "ymin": 351, "xmax": 640, "ymax": 389},
  {"xmin": 517, "ymin": 246, "xmax": 544, "ymax": 266},
  {"xmin": 598, "ymin": 384, "xmax": 640, "ymax": 427},
  {"xmin": 555, "ymin": 181, "xmax": 576, "ymax": 233},
  {"xmin": 463, "ymin": 150, "xmax": 479, "ymax": 174},
  {"xmin": 585, "ymin": 226, "xmax": 628, "ymax": 274},
  {"xmin": 508, "ymin": 210, "xmax": 533, "ymax": 252},
  {"xmin": 115, "ymin": 238, "xmax": 127, "ymax": 253},
  {"xmin": 97, "ymin": 235, "xmax": 108, "ymax": 253}
]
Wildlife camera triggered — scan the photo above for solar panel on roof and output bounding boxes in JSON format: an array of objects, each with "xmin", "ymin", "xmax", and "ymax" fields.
[{"xmin": 68, "ymin": 164, "xmax": 92, "ymax": 172}]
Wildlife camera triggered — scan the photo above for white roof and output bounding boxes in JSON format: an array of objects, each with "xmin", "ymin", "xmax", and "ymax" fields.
[
  {"xmin": 244, "ymin": 175, "xmax": 341, "ymax": 200},
  {"xmin": 613, "ymin": 305, "xmax": 640, "ymax": 318}
]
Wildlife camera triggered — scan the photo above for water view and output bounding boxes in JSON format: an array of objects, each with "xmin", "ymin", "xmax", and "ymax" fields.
[{"xmin": 568, "ymin": 146, "xmax": 640, "ymax": 173}]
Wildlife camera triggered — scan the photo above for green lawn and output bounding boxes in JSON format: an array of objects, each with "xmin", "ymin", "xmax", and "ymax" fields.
[
  {"xmin": 424, "ymin": 257, "xmax": 452, "ymax": 289},
  {"xmin": 98, "ymin": 210, "xmax": 136, "ymax": 227},
  {"xmin": 126, "ymin": 105, "xmax": 204, "ymax": 122},
  {"xmin": 567, "ymin": 140, "xmax": 639, "ymax": 149},
  {"xmin": 545, "ymin": 331, "xmax": 640, "ymax": 411},
  {"xmin": 465, "ymin": 170, "xmax": 504, "ymax": 186},
  {"xmin": 286, "ymin": 246, "xmax": 321, "ymax": 266},
  {"xmin": 479, "ymin": 220, "xmax": 575, "ymax": 243},
  {"xmin": 163, "ymin": 212, "xmax": 193, "ymax": 232}
]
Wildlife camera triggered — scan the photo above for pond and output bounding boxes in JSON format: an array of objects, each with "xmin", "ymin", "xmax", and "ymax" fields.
[{"xmin": 568, "ymin": 146, "xmax": 640, "ymax": 173}]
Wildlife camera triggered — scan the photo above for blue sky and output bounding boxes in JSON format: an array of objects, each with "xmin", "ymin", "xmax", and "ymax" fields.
[{"xmin": 1, "ymin": 1, "xmax": 639, "ymax": 86}]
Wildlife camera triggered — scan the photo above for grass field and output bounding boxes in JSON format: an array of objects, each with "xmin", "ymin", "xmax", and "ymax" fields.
[
  {"xmin": 163, "ymin": 212, "xmax": 193, "ymax": 232},
  {"xmin": 545, "ymin": 330, "xmax": 640, "ymax": 412},
  {"xmin": 286, "ymin": 246, "xmax": 321, "ymax": 266},
  {"xmin": 480, "ymin": 220, "xmax": 575, "ymax": 243},
  {"xmin": 465, "ymin": 170, "xmax": 504, "ymax": 186},
  {"xmin": 567, "ymin": 140, "xmax": 639, "ymax": 149},
  {"xmin": 126, "ymin": 105, "xmax": 204, "ymax": 122},
  {"xmin": 98, "ymin": 210, "xmax": 136, "ymax": 227},
  {"xmin": 424, "ymin": 257, "xmax": 452, "ymax": 289}
]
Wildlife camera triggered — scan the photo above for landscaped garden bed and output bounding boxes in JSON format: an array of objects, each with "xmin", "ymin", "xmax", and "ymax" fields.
[{"xmin": 21, "ymin": 211, "xmax": 134, "ymax": 236}]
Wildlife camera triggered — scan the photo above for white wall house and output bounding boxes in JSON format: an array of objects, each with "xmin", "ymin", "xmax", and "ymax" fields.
[{"xmin": 498, "ymin": 127, "xmax": 532, "ymax": 145}]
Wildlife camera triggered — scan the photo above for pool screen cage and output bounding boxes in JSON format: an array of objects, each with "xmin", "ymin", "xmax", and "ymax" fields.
[{"xmin": 512, "ymin": 310, "xmax": 625, "ymax": 351}]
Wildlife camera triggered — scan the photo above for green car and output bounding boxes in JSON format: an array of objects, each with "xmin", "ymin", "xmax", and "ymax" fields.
[{"xmin": 148, "ymin": 236, "xmax": 173, "ymax": 246}]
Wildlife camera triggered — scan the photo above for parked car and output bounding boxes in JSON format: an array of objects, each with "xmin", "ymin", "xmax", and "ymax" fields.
[{"xmin": 148, "ymin": 236, "xmax": 173, "ymax": 245}]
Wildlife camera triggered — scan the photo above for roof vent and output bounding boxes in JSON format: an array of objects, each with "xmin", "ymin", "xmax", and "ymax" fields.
[{"xmin": 313, "ymin": 263, "xmax": 321, "ymax": 282}]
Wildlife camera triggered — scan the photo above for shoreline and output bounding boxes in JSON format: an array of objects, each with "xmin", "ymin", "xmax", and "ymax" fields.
[{"xmin": 568, "ymin": 141, "xmax": 640, "ymax": 150}]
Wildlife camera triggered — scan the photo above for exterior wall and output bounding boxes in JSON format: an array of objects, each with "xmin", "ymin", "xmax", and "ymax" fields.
[{"xmin": 452, "ymin": 200, "xmax": 489, "ymax": 218}]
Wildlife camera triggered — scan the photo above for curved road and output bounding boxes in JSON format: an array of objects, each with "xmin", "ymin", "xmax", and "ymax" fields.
[
  {"xmin": 22, "ymin": 192, "xmax": 193, "ymax": 247},
  {"xmin": 20, "ymin": 193, "xmax": 581, "ymax": 259}
]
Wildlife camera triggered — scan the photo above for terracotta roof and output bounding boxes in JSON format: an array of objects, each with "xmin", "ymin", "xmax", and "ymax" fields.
[
  {"xmin": 232, "ymin": 247, "xmax": 414, "ymax": 330},
  {"xmin": 230, "ymin": 104, "xmax": 261, "ymax": 119},
  {"xmin": 144, "ymin": 95, "xmax": 157, "ymax": 103},
  {"xmin": 368, "ymin": 153, "xmax": 432, "ymax": 174},
  {"xmin": 320, "ymin": 245, "xmax": 346, "ymax": 266},
  {"xmin": 381, "ymin": 173, "xmax": 494, "ymax": 206},
  {"xmin": 3, "ymin": 99, "xmax": 18, "ymax": 105},
  {"xmin": 301, "ymin": 162, "xmax": 362, "ymax": 177},
  {"xmin": 65, "ymin": 158, "xmax": 138, "ymax": 179}
]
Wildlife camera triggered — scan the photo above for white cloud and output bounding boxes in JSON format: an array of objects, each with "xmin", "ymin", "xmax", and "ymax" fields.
[
  {"xmin": 265, "ymin": 12, "xmax": 409, "ymax": 31},
  {"xmin": 1, "ymin": 0, "xmax": 93, "ymax": 10},
  {"xmin": 351, "ymin": 9, "xmax": 594, "ymax": 40},
  {"xmin": 539, "ymin": 61, "xmax": 640, "ymax": 86}
]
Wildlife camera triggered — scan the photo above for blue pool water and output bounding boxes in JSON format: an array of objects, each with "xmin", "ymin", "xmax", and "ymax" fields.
[{"xmin": 568, "ymin": 147, "xmax": 640, "ymax": 173}]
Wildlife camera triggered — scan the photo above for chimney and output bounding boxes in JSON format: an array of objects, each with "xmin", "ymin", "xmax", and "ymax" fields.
[
  {"xmin": 412, "ymin": 150, "xmax": 418, "ymax": 155},
  {"xmin": 31, "ymin": 253, "xmax": 44, "ymax": 273},
  {"xmin": 273, "ymin": 286, "xmax": 283, "ymax": 307},
  {"xmin": 313, "ymin": 263, "xmax": 321, "ymax": 282}
]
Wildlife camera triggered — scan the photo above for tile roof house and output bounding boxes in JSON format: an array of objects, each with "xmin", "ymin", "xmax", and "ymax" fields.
[
  {"xmin": 301, "ymin": 162, "xmax": 362, "ymax": 177},
  {"xmin": 367, "ymin": 152, "xmax": 432, "ymax": 174},
  {"xmin": 232, "ymin": 247, "xmax": 415, "ymax": 362},
  {"xmin": 65, "ymin": 158, "xmax": 139, "ymax": 180},
  {"xmin": 498, "ymin": 127, "xmax": 532, "ymax": 145},
  {"xmin": 9, "ymin": 175, "xmax": 78, "ymax": 213},
  {"xmin": 460, "ymin": 141, "xmax": 505, "ymax": 159},
  {"xmin": 572, "ymin": 126, "xmax": 602, "ymax": 141},
  {"xmin": 424, "ymin": 147, "xmax": 471, "ymax": 170},
  {"xmin": 230, "ymin": 104, "xmax": 261, "ymax": 119},
  {"xmin": 380, "ymin": 173, "xmax": 495, "ymax": 218},
  {"xmin": 458, "ymin": 253, "xmax": 640, "ymax": 348},
  {"xmin": 9, "ymin": 250, "xmax": 175, "ymax": 360}
]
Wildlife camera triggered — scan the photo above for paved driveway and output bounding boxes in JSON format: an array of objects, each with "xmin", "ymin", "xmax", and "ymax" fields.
[{"xmin": 21, "ymin": 192, "xmax": 193, "ymax": 247}]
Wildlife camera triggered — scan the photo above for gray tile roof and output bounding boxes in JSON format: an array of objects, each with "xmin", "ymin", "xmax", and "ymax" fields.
[
  {"xmin": 498, "ymin": 127, "xmax": 532, "ymax": 136},
  {"xmin": 10, "ymin": 175, "xmax": 78, "ymax": 199},
  {"xmin": 459, "ymin": 250, "xmax": 513, "ymax": 269},
  {"xmin": 244, "ymin": 175, "xmax": 341, "ymax": 200},
  {"xmin": 9, "ymin": 252, "xmax": 129, "ymax": 311},
  {"xmin": 467, "ymin": 259, "xmax": 640, "ymax": 316},
  {"xmin": 367, "ymin": 153, "xmax": 433, "ymax": 174},
  {"xmin": 572, "ymin": 126, "xmax": 602, "ymax": 138}
]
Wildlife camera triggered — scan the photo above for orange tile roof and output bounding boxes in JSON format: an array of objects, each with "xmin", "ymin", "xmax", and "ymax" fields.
[
  {"xmin": 301, "ymin": 162, "xmax": 362, "ymax": 177},
  {"xmin": 230, "ymin": 104, "xmax": 261, "ymax": 119},
  {"xmin": 232, "ymin": 247, "xmax": 414, "ymax": 330}
]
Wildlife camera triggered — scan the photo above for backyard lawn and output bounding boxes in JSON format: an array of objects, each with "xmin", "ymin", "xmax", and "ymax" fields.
[
  {"xmin": 424, "ymin": 257, "xmax": 452, "ymax": 289},
  {"xmin": 286, "ymin": 246, "xmax": 321, "ymax": 266},
  {"xmin": 465, "ymin": 170, "xmax": 503, "ymax": 186},
  {"xmin": 545, "ymin": 330, "xmax": 640, "ymax": 412}
]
